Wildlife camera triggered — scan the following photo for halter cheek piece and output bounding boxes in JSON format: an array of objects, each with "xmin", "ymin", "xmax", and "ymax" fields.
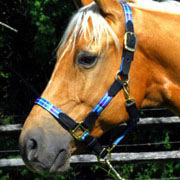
[{"xmin": 35, "ymin": 2, "xmax": 138, "ymax": 160}]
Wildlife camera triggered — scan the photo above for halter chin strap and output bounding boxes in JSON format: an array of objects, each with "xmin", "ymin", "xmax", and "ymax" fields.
[{"xmin": 35, "ymin": 2, "xmax": 138, "ymax": 160}]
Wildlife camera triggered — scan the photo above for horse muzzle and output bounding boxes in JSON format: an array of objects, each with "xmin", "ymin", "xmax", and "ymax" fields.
[{"xmin": 19, "ymin": 120, "xmax": 73, "ymax": 174}]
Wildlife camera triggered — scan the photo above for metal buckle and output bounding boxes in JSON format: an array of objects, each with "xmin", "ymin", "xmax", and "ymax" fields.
[
  {"xmin": 124, "ymin": 32, "xmax": 137, "ymax": 52},
  {"xmin": 115, "ymin": 72, "xmax": 136, "ymax": 104},
  {"xmin": 98, "ymin": 148, "xmax": 107, "ymax": 161},
  {"xmin": 70, "ymin": 123, "xmax": 89, "ymax": 141}
]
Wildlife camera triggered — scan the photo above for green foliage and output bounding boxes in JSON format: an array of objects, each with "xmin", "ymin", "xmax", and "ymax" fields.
[
  {"xmin": 26, "ymin": 0, "xmax": 74, "ymax": 60},
  {"xmin": 86, "ymin": 159, "xmax": 180, "ymax": 179},
  {"xmin": 0, "ymin": 171, "xmax": 9, "ymax": 180},
  {"xmin": 0, "ymin": 36, "xmax": 9, "ymax": 79},
  {"xmin": 163, "ymin": 131, "xmax": 172, "ymax": 150},
  {"xmin": 0, "ymin": 65, "xmax": 7, "ymax": 81},
  {"xmin": 0, "ymin": 116, "xmax": 13, "ymax": 125},
  {"xmin": 0, "ymin": 0, "xmax": 75, "ymax": 116},
  {"xmin": 0, "ymin": 166, "xmax": 77, "ymax": 180}
]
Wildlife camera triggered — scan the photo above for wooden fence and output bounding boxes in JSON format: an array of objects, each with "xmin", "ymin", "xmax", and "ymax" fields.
[{"xmin": 0, "ymin": 116, "xmax": 180, "ymax": 168}]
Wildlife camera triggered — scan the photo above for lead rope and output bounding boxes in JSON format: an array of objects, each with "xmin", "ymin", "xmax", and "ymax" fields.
[
  {"xmin": 98, "ymin": 150, "xmax": 124, "ymax": 179},
  {"xmin": 105, "ymin": 159, "xmax": 124, "ymax": 180}
]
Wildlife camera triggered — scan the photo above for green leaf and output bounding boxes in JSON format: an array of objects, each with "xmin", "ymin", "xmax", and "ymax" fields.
[{"xmin": 34, "ymin": 1, "xmax": 41, "ymax": 8}]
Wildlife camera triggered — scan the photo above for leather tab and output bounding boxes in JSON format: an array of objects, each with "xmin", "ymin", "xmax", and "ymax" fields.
[
  {"xmin": 82, "ymin": 111, "xmax": 99, "ymax": 130},
  {"xmin": 83, "ymin": 134, "xmax": 104, "ymax": 156},
  {"xmin": 126, "ymin": 100, "xmax": 139, "ymax": 124},
  {"xmin": 108, "ymin": 79, "xmax": 124, "ymax": 97},
  {"xmin": 58, "ymin": 113, "xmax": 77, "ymax": 131}
]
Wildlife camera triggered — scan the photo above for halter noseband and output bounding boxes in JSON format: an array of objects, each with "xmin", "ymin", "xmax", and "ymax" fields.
[{"xmin": 35, "ymin": 2, "xmax": 138, "ymax": 163}]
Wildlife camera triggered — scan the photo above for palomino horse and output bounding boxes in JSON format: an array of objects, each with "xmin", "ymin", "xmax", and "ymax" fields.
[{"xmin": 19, "ymin": 0, "xmax": 180, "ymax": 175}]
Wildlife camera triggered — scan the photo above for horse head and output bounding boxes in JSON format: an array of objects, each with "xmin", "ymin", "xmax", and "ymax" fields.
[{"xmin": 19, "ymin": 0, "xmax": 180, "ymax": 175}]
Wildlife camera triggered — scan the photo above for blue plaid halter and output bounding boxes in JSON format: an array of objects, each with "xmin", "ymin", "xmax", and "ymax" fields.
[{"xmin": 35, "ymin": 2, "xmax": 138, "ymax": 159}]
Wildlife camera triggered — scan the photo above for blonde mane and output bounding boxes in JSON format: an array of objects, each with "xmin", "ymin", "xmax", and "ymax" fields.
[
  {"xmin": 128, "ymin": 0, "xmax": 180, "ymax": 14},
  {"xmin": 58, "ymin": 2, "xmax": 120, "ymax": 59}
]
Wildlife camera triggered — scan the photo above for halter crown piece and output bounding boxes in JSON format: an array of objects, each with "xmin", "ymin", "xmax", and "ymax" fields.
[{"xmin": 35, "ymin": 2, "xmax": 138, "ymax": 179}]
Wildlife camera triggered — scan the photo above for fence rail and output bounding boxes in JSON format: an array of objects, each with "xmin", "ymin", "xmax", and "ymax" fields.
[
  {"xmin": 0, "ymin": 124, "xmax": 22, "ymax": 132},
  {"xmin": 1, "ymin": 151, "xmax": 180, "ymax": 168},
  {"xmin": 1, "ymin": 116, "xmax": 180, "ymax": 168},
  {"xmin": 0, "ymin": 116, "xmax": 180, "ymax": 133}
]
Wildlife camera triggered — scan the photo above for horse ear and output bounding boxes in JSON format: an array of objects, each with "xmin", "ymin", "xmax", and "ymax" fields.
[
  {"xmin": 72, "ymin": 0, "xmax": 94, "ymax": 8},
  {"xmin": 95, "ymin": 0, "xmax": 122, "ymax": 17},
  {"xmin": 81, "ymin": 0, "xmax": 94, "ymax": 6}
]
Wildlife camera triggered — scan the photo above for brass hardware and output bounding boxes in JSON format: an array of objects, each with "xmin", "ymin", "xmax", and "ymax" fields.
[
  {"xmin": 115, "ymin": 70, "xmax": 121, "ymax": 80},
  {"xmin": 124, "ymin": 32, "xmax": 137, "ymax": 52},
  {"xmin": 107, "ymin": 144, "xmax": 116, "ymax": 154},
  {"xmin": 105, "ymin": 159, "xmax": 125, "ymax": 180},
  {"xmin": 122, "ymin": 75, "xmax": 131, "ymax": 101},
  {"xmin": 70, "ymin": 123, "xmax": 89, "ymax": 141},
  {"xmin": 115, "ymin": 71, "xmax": 130, "ymax": 83},
  {"xmin": 115, "ymin": 71, "xmax": 134, "ymax": 103},
  {"xmin": 123, "ymin": 83, "xmax": 130, "ymax": 100},
  {"xmin": 97, "ymin": 148, "xmax": 124, "ymax": 179},
  {"xmin": 98, "ymin": 148, "xmax": 107, "ymax": 161},
  {"xmin": 120, "ymin": 74, "xmax": 136, "ymax": 105}
]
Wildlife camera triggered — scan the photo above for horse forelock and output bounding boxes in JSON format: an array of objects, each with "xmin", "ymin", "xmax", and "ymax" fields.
[{"xmin": 57, "ymin": 2, "xmax": 120, "ymax": 59}]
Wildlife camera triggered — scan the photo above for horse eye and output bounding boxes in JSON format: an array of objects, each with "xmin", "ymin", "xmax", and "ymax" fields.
[{"xmin": 77, "ymin": 52, "xmax": 98, "ymax": 69}]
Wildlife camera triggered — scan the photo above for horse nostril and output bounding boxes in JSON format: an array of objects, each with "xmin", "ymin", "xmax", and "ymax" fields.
[{"xmin": 26, "ymin": 139, "xmax": 38, "ymax": 161}]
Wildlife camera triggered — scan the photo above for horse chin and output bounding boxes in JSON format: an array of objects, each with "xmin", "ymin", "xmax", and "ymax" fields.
[
  {"xmin": 23, "ymin": 151, "xmax": 71, "ymax": 175},
  {"xmin": 25, "ymin": 159, "xmax": 71, "ymax": 175},
  {"xmin": 52, "ymin": 161, "xmax": 70, "ymax": 175},
  {"xmin": 49, "ymin": 151, "xmax": 71, "ymax": 174}
]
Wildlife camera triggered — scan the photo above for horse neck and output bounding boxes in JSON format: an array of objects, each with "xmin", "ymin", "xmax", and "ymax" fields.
[{"xmin": 134, "ymin": 7, "xmax": 180, "ymax": 80}]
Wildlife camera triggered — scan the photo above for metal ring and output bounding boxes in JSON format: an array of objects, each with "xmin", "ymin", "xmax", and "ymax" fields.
[
  {"xmin": 123, "ymin": 74, "xmax": 130, "ymax": 86},
  {"xmin": 115, "ymin": 70, "xmax": 130, "ymax": 84},
  {"xmin": 115, "ymin": 70, "xmax": 121, "ymax": 80}
]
